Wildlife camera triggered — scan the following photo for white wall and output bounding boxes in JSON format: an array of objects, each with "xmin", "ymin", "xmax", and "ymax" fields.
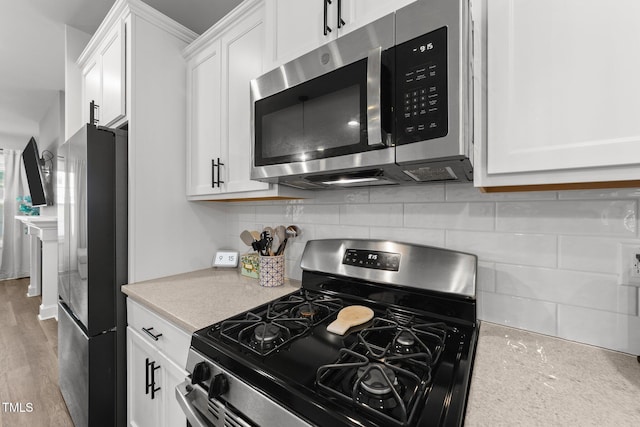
[
  {"xmin": 37, "ymin": 91, "xmax": 64, "ymax": 217},
  {"xmin": 64, "ymin": 25, "xmax": 91, "ymax": 140},
  {"xmin": 222, "ymin": 184, "xmax": 640, "ymax": 355},
  {"xmin": 128, "ymin": 15, "xmax": 228, "ymax": 283}
]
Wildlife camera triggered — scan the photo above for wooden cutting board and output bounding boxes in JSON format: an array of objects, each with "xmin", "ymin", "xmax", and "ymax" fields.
[{"xmin": 326, "ymin": 305, "xmax": 374, "ymax": 335}]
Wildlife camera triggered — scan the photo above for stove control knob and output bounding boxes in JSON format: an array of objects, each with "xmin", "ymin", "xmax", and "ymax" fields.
[
  {"xmin": 208, "ymin": 374, "xmax": 229, "ymax": 399},
  {"xmin": 191, "ymin": 362, "xmax": 210, "ymax": 385}
]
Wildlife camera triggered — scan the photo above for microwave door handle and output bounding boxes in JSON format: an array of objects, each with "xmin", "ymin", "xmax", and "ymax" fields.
[{"xmin": 366, "ymin": 47, "xmax": 384, "ymax": 147}]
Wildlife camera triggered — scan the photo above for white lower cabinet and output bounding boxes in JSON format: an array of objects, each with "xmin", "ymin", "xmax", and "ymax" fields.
[{"xmin": 127, "ymin": 300, "xmax": 189, "ymax": 427}]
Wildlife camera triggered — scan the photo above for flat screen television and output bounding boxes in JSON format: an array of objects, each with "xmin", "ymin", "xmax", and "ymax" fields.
[{"xmin": 22, "ymin": 137, "xmax": 52, "ymax": 207}]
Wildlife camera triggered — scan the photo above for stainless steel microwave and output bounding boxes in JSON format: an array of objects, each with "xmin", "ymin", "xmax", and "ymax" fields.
[{"xmin": 251, "ymin": 0, "xmax": 473, "ymax": 189}]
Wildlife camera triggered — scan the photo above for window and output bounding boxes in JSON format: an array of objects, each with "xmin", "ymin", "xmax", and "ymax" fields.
[{"xmin": 0, "ymin": 154, "xmax": 4, "ymax": 245}]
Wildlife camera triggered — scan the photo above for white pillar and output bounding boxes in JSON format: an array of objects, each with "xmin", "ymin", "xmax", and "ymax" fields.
[
  {"xmin": 16, "ymin": 216, "xmax": 58, "ymax": 320},
  {"xmin": 26, "ymin": 233, "xmax": 41, "ymax": 297}
]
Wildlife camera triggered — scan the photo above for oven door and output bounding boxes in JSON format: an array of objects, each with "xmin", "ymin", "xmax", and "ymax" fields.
[{"xmin": 250, "ymin": 13, "xmax": 395, "ymax": 183}]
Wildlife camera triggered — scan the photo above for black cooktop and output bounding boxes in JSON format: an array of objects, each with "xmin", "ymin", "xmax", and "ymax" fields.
[{"xmin": 191, "ymin": 276, "xmax": 478, "ymax": 427}]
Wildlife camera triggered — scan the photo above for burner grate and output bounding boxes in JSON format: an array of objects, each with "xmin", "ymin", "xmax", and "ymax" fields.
[
  {"xmin": 267, "ymin": 291, "xmax": 343, "ymax": 324},
  {"xmin": 315, "ymin": 314, "xmax": 451, "ymax": 426},
  {"xmin": 217, "ymin": 312, "xmax": 310, "ymax": 356},
  {"xmin": 316, "ymin": 348, "xmax": 424, "ymax": 426}
]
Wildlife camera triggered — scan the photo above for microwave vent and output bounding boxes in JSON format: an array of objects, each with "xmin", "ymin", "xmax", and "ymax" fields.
[
  {"xmin": 280, "ymin": 180, "xmax": 327, "ymax": 190},
  {"xmin": 403, "ymin": 166, "xmax": 458, "ymax": 182}
]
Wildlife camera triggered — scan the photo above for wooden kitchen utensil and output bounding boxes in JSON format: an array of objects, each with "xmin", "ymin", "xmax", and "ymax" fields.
[{"xmin": 326, "ymin": 305, "xmax": 374, "ymax": 335}]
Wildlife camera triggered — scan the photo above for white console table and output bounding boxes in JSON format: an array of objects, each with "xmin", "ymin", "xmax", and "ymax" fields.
[{"xmin": 15, "ymin": 216, "xmax": 58, "ymax": 320}]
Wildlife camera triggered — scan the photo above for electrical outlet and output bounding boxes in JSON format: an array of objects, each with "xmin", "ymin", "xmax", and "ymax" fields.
[
  {"xmin": 618, "ymin": 243, "xmax": 640, "ymax": 286},
  {"xmin": 632, "ymin": 253, "xmax": 640, "ymax": 279}
]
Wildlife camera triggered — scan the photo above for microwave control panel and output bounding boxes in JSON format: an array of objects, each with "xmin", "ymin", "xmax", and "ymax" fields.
[{"xmin": 396, "ymin": 26, "xmax": 448, "ymax": 145}]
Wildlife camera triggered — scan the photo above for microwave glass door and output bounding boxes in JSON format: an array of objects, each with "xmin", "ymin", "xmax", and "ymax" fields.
[{"xmin": 255, "ymin": 59, "xmax": 370, "ymax": 166}]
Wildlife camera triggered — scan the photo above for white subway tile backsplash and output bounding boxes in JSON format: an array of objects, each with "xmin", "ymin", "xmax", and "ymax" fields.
[
  {"xmin": 292, "ymin": 204, "xmax": 340, "ymax": 225},
  {"xmin": 558, "ymin": 188, "xmax": 640, "ymax": 200},
  {"xmin": 369, "ymin": 227, "xmax": 445, "ymax": 247},
  {"xmin": 558, "ymin": 236, "xmax": 640, "ymax": 275},
  {"xmin": 478, "ymin": 292, "xmax": 557, "ymax": 336},
  {"xmin": 405, "ymin": 203, "xmax": 494, "ymax": 231},
  {"xmin": 446, "ymin": 230, "xmax": 557, "ymax": 267},
  {"xmin": 445, "ymin": 183, "xmax": 557, "ymax": 201},
  {"xmin": 222, "ymin": 184, "xmax": 640, "ymax": 353},
  {"xmin": 557, "ymin": 305, "xmax": 640, "ymax": 354},
  {"xmin": 496, "ymin": 200, "xmax": 637, "ymax": 236},
  {"xmin": 313, "ymin": 224, "xmax": 370, "ymax": 239},
  {"xmin": 477, "ymin": 262, "xmax": 496, "ymax": 292},
  {"xmin": 313, "ymin": 189, "xmax": 369, "ymax": 204},
  {"xmin": 370, "ymin": 185, "xmax": 444, "ymax": 203},
  {"xmin": 254, "ymin": 205, "xmax": 291, "ymax": 225},
  {"xmin": 494, "ymin": 264, "xmax": 635, "ymax": 314},
  {"xmin": 340, "ymin": 204, "xmax": 403, "ymax": 227}
]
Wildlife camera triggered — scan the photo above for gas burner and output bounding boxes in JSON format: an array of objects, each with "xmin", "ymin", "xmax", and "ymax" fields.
[
  {"xmin": 267, "ymin": 291, "xmax": 343, "ymax": 325},
  {"xmin": 293, "ymin": 302, "xmax": 321, "ymax": 319},
  {"xmin": 358, "ymin": 364, "xmax": 397, "ymax": 396},
  {"xmin": 217, "ymin": 312, "xmax": 309, "ymax": 356},
  {"xmin": 317, "ymin": 349, "xmax": 424, "ymax": 426},
  {"xmin": 394, "ymin": 331, "xmax": 416, "ymax": 354},
  {"xmin": 357, "ymin": 317, "xmax": 449, "ymax": 366},
  {"xmin": 254, "ymin": 324, "xmax": 281, "ymax": 343}
]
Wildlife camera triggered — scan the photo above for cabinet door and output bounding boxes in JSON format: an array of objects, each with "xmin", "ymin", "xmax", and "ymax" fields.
[
  {"xmin": 161, "ymin": 354, "xmax": 187, "ymax": 427},
  {"xmin": 221, "ymin": 8, "xmax": 269, "ymax": 193},
  {"xmin": 186, "ymin": 40, "xmax": 223, "ymax": 196},
  {"xmin": 340, "ymin": 0, "xmax": 416, "ymax": 36},
  {"xmin": 82, "ymin": 59, "xmax": 101, "ymax": 126},
  {"xmin": 100, "ymin": 22, "xmax": 126, "ymax": 127},
  {"xmin": 127, "ymin": 327, "xmax": 160, "ymax": 427},
  {"xmin": 266, "ymin": 0, "xmax": 332, "ymax": 68},
  {"xmin": 486, "ymin": 0, "xmax": 640, "ymax": 176}
]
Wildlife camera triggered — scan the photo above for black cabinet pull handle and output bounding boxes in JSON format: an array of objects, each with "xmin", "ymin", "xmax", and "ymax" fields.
[
  {"xmin": 211, "ymin": 159, "xmax": 216, "ymax": 188},
  {"xmin": 212, "ymin": 158, "xmax": 225, "ymax": 188},
  {"xmin": 324, "ymin": 0, "xmax": 332, "ymax": 35},
  {"xmin": 145, "ymin": 358, "xmax": 151, "ymax": 395},
  {"xmin": 89, "ymin": 100, "xmax": 99, "ymax": 125},
  {"xmin": 151, "ymin": 362, "xmax": 161, "ymax": 400},
  {"xmin": 216, "ymin": 158, "xmax": 224, "ymax": 188},
  {"xmin": 337, "ymin": 0, "xmax": 345, "ymax": 29},
  {"xmin": 142, "ymin": 327, "xmax": 162, "ymax": 341}
]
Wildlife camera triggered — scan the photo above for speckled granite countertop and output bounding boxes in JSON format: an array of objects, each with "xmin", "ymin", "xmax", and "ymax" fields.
[
  {"xmin": 466, "ymin": 322, "xmax": 640, "ymax": 426},
  {"xmin": 122, "ymin": 270, "xmax": 640, "ymax": 425},
  {"xmin": 121, "ymin": 268, "xmax": 300, "ymax": 333}
]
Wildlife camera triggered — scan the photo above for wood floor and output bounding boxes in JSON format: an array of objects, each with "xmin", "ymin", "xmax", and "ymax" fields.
[{"xmin": 0, "ymin": 278, "xmax": 74, "ymax": 427}]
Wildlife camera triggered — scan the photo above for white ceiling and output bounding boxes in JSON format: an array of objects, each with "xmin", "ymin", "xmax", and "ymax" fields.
[{"xmin": 0, "ymin": 0, "xmax": 241, "ymax": 143}]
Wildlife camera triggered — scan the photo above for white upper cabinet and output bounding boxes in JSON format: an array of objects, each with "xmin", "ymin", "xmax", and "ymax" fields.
[
  {"xmin": 100, "ymin": 23, "xmax": 126, "ymax": 126},
  {"xmin": 80, "ymin": 22, "xmax": 126, "ymax": 128},
  {"xmin": 266, "ymin": 0, "xmax": 330, "ymax": 68},
  {"xmin": 184, "ymin": 0, "xmax": 305, "ymax": 200},
  {"xmin": 221, "ymin": 16, "xmax": 270, "ymax": 193},
  {"xmin": 475, "ymin": 0, "xmax": 640, "ymax": 188},
  {"xmin": 265, "ymin": 0, "xmax": 417, "ymax": 70},
  {"xmin": 341, "ymin": 0, "xmax": 417, "ymax": 37},
  {"xmin": 186, "ymin": 39, "xmax": 223, "ymax": 196}
]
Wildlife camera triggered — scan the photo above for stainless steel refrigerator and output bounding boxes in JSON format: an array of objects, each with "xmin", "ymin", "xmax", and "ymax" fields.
[{"xmin": 57, "ymin": 124, "xmax": 127, "ymax": 427}]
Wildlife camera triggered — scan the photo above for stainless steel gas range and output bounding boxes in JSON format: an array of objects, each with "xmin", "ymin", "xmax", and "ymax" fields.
[{"xmin": 176, "ymin": 239, "xmax": 479, "ymax": 427}]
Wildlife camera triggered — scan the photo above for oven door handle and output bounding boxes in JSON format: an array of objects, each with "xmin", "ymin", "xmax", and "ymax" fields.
[
  {"xmin": 175, "ymin": 380, "xmax": 211, "ymax": 427},
  {"xmin": 366, "ymin": 46, "xmax": 385, "ymax": 147}
]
